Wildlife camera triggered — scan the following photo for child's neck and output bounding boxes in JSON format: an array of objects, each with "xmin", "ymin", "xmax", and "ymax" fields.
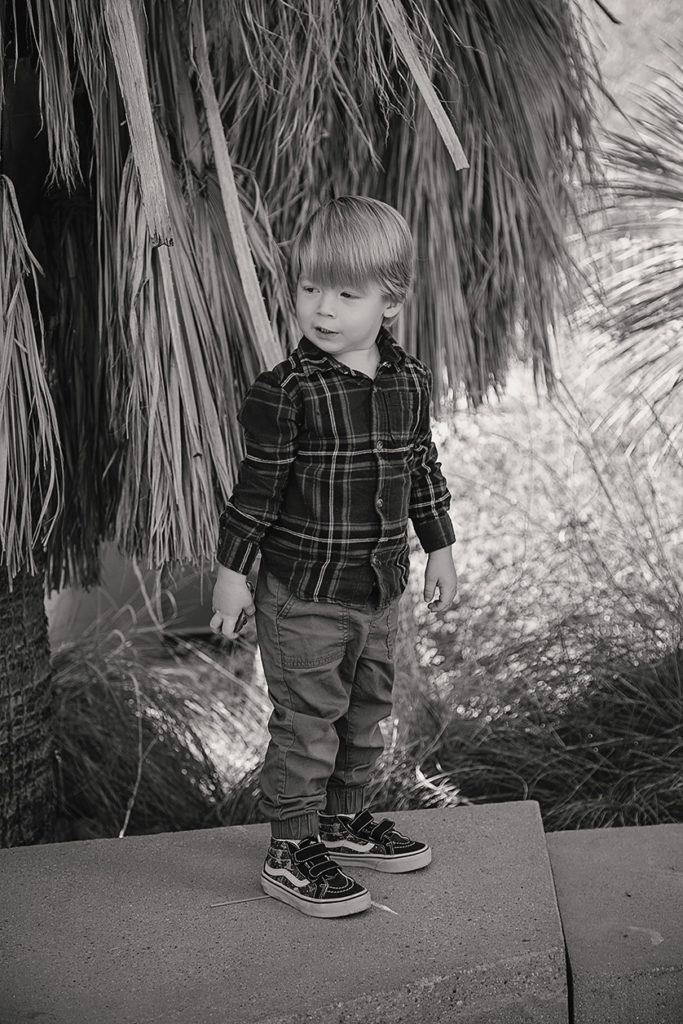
[{"xmin": 336, "ymin": 344, "xmax": 380, "ymax": 378}]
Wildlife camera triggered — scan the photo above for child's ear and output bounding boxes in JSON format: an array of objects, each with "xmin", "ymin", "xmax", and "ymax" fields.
[{"xmin": 383, "ymin": 298, "xmax": 404, "ymax": 321}]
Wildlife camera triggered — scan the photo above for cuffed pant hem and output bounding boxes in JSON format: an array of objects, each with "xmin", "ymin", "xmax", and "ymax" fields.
[
  {"xmin": 324, "ymin": 785, "xmax": 365, "ymax": 815},
  {"xmin": 270, "ymin": 812, "xmax": 320, "ymax": 840}
]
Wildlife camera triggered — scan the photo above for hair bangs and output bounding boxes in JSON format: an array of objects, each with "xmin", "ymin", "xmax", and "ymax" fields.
[
  {"xmin": 291, "ymin": 196, "xmax": 414, "ymax": 303},
  {"xmin": 295, "ymin": 232, "xmax": 382, "ymax": 293}
]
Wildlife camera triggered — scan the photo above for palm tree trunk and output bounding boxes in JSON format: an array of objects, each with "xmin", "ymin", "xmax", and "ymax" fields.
[
  {"xmin": 1, "ymin": 7, "xmax": 57, "ymax": 848},
  {"xmin": 0, "ymin": 558, "xmax": 56, "ymax": 847}
]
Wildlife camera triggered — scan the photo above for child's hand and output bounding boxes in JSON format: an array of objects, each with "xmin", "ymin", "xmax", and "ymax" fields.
[
  {"xmin": 423, "ymin": 546, "xmax": 458, "ymax": 612},
  {"xmin": 210, "ymin": 565, "xmax": 256, "ymax": 639}
]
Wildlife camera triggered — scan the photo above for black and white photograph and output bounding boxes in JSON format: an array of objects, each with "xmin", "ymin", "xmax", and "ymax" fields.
[{"xmin": 1, "ymin": 1, "xmax": 681, "ymax": 1022}]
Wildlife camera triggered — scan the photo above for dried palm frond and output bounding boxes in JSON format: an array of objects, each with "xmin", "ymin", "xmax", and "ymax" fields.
[
  {"xmin": 215, "ymin": 0, "xmax": 601, "ymax": 402},
  {"xmin": 113, "ymin": 150, "xmax": 219, "ymax": 567},
  {"xmin": 32, "ymin": 193, "xmax": 119, "ymax": 589},
  {"xmin": 8, "ymin": 0, "xmax": 603, "ymax": 584},
  {"xmin": 211, "ymin": 0, "xmax": 457, "ymax": 243},
  {"xmin": 111, "ymin": 139, "xmax": 296, "ymax": 570},
  {"xmin": 19, "ymin": 0, "xmax": 300, "ymax": 586},
  {"xmin": 0, "ymin": 176, "xmax": 62, "ymax": 582},
  {"xmin": 381, "ymin": 0, "xmax": 603, "ymax": 402},
  {"xmin": 377, "ymin": 0, "xmax": 467, "ymax": 172},
  {"xmin": 103, "ymin": 0, "xmax": 174, "ymax": 246},
  {"xmin": 24, "ymin": 0, "xmax": 81, "ymax": 190}
]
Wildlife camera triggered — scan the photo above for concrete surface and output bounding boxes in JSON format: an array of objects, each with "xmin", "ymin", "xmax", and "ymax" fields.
[
  {"xmin": 0, "ymin": 802, "xmax": 567, "ymax": 1024},
  {"xmin": 546, "ymin": 823, "xmax": 683, "ymax": 1024}
]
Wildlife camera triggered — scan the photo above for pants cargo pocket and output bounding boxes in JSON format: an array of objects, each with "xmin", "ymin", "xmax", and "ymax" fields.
[{"xmin": 276, "ymin": 588, "xmax": 346, "ymax": 669}]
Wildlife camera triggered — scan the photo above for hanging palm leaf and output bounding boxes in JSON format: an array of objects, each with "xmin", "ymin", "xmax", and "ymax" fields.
[
  {"xmin": 4, "ymin": 0, "xmax": 603, "ymax": 585},
  {"xmin": 32, "ymin": 192, "xmax": 119, "ymax": 588},
  {"xmin": 379, "ymin": 0, "xmax": 602, "ymax": 402},
  {"xmin": 216, "ymin": 0, "xmax": 601, "ymax": 401},
  {"xmin": 211, "ymin": 0, "xmax": 461, "ymax": 241},
  {"xmin": 376, "ymin": 0, "xmax": 468, "ymax": 171},
  {"xmin": 103, "ymin": 0, "xmax": 174, "ymax": 246},
  {"xmin": 0, "ymin": 176, "xmax": 62, "ymax": 582},
  {"xmin": 111, "ymin": 138, "xmax": 299, "ymax": 569},
  {"xmin": 24, "ymin": 0, "xmax": 81, "ymax": 190}
]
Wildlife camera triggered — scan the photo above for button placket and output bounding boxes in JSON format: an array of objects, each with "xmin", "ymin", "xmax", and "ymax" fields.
[{"xmin": 370, "ymin": 382, "xmax": 388, "ymax": 571}]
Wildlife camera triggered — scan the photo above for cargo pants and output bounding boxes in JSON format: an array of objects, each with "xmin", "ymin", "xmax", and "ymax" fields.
[{"xmin": 255, "ymin": 568, "xmax": 401, "ymax": 839}]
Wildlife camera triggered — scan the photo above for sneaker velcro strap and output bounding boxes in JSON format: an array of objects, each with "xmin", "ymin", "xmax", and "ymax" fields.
[
  {"xmin": 294, "ymin": 842, "xmax": 339, "ymax": 880},
  {"xmin": 352, "ymin": 810, "xmax": 395, "ymax": 841},
  {"xmin": 372, "ymin": 818, "xmax": 395, "ymax": 840},
  {"xmin": 351, "ymin": 810, "xmax": 374, "ymax": 832}
]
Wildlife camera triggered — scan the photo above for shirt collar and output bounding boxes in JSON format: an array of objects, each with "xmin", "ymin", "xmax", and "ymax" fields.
[{"xmin": 296, "ymin": 326, "xmax": 406, "ymax": 376}]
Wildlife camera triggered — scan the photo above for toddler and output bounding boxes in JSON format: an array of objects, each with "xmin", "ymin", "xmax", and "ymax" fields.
[{"xmin": 211, "ymin": 196, "xmax": 457, "ymax": 917}]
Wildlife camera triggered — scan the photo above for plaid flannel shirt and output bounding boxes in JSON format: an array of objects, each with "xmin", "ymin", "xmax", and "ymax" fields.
[{"xmin": 216, "ymin": 327, "xmax": 454, "ymax": 608}]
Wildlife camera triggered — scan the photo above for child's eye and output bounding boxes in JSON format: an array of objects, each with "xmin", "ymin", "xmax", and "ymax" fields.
[
  {"xmin": 340, "ymin": 291, "xmax": 359, "ymax": 299},
  {"xmin": 300, "ymin": 284, "xmax": 317, "ymax": 294}
]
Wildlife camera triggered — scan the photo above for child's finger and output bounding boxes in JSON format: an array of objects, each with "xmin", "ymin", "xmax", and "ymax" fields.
[
  {"xmin": 211, "ymin": 610, "xmax": 241, "ymax": 638},
  {"xmin": 220, "ymin": 615, "xmax": 240, "ymax": 638},
  {"xmin": 428, "ymin": 582, "xmax": 458, "ymax": 612}
]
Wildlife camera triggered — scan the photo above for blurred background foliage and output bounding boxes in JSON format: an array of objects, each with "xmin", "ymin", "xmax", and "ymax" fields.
[{"xmin": 51, "ymin": 330, "xmax": 682, "ymax": 838}]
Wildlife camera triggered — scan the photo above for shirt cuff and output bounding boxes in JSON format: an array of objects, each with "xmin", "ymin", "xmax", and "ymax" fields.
[
  {"xmin": 216, "ymin": 533, "xmax": 260, "ymax": 575},
  {"xmin": 413, "ymin": 513, "xmax": 455, "ymax": 554}
]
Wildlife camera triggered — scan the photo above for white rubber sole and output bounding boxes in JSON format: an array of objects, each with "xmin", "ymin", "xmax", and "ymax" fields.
[
  {"xmin": 325, "ymin": 846, "xmax": 432, "ymax": 873},
  {"xmin": 261, "ymin": 874, "xmax": 371, "ymax": 917}
]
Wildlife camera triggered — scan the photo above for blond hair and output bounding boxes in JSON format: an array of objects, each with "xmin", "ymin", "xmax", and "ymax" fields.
[{"xmin": 291, "ymin": 196, "xmax": 414, "ymax": 304}]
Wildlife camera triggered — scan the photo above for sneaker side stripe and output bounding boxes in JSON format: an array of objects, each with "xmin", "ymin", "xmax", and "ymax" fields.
[
  {"xmin": 264, "ymin": 866, "xmax": 309, "ymax": 889},
  {"xmin": 324, "ymin": 839, "xmax": 375, "ymax": 853}
]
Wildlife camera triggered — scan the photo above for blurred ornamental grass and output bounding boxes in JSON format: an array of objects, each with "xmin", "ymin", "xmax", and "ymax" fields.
[
  {"xmin": 51, "ymin": 603, "xmax": 269, "ymax": 841},
  {"xmin": 385, "ymin": 358, "xmax": 682, "ymax": 830},
  {"xmin": 418, "ymin": 645, "xmax": 682, "ymax": 831}
]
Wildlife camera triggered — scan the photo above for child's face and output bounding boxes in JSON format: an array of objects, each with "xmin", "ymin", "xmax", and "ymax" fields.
[{"xmin": 296, "ymin": 277, "xmax": 402, "ymax": 359}]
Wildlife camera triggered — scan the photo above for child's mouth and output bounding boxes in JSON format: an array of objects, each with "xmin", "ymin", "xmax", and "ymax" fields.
[{"xmin": 314, "ymin": 326, "xmax": 338, "ymax": 336}]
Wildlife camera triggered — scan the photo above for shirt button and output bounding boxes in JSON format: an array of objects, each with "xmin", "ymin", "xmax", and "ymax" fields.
[
  {"xmin": 376, "ymin": 498, "xmax": 383, "ymax": 508},
  {"xmin": 376, "ymin": 440, "xmax": 384, "ymax": 451}
]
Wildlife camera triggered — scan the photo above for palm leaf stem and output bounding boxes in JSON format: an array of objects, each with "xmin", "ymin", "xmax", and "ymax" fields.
[
  {"xmin": 377, "ymin": 0, "xmax": 468, "ymax": 172},
  {"xmin": 189, "ymin": 0, "xmax": 282, "ymax": 369},
  {"xmin": 103, "ymin": 0, "xmax": 173, "ymax": 246}
]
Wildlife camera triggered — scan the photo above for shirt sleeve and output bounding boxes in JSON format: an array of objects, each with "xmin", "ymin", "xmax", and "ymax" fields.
[
  {"xmin": 409, "ymin": 367, "xmax": 456, "ymax": 553},
  {"xmin": 216, "ymin": 371, "xmax": 300, "ymax": 573}
]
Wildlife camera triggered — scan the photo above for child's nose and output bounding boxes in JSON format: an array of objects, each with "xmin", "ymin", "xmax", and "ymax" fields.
[{"xmin": 317, "ymin": 291, "xmax": 337, "ymax": 316}]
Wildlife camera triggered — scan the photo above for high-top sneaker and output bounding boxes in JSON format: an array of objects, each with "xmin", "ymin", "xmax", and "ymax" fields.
[
  {"xmin": 261, "ymin": 836, "xmax": 371, "ymax": 917},
  {"xmin": 319, "ymin": 809, "xmax": 432, "ymax": 872}
]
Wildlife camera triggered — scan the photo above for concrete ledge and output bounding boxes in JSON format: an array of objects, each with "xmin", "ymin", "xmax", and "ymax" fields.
[
  {"xmin": 0, "ymin": 802, "xmax": 566, "ymax": 1024},
  {"xmin": 546, "ymin": 823, "xmax": 683, "ymax": 1024}
]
